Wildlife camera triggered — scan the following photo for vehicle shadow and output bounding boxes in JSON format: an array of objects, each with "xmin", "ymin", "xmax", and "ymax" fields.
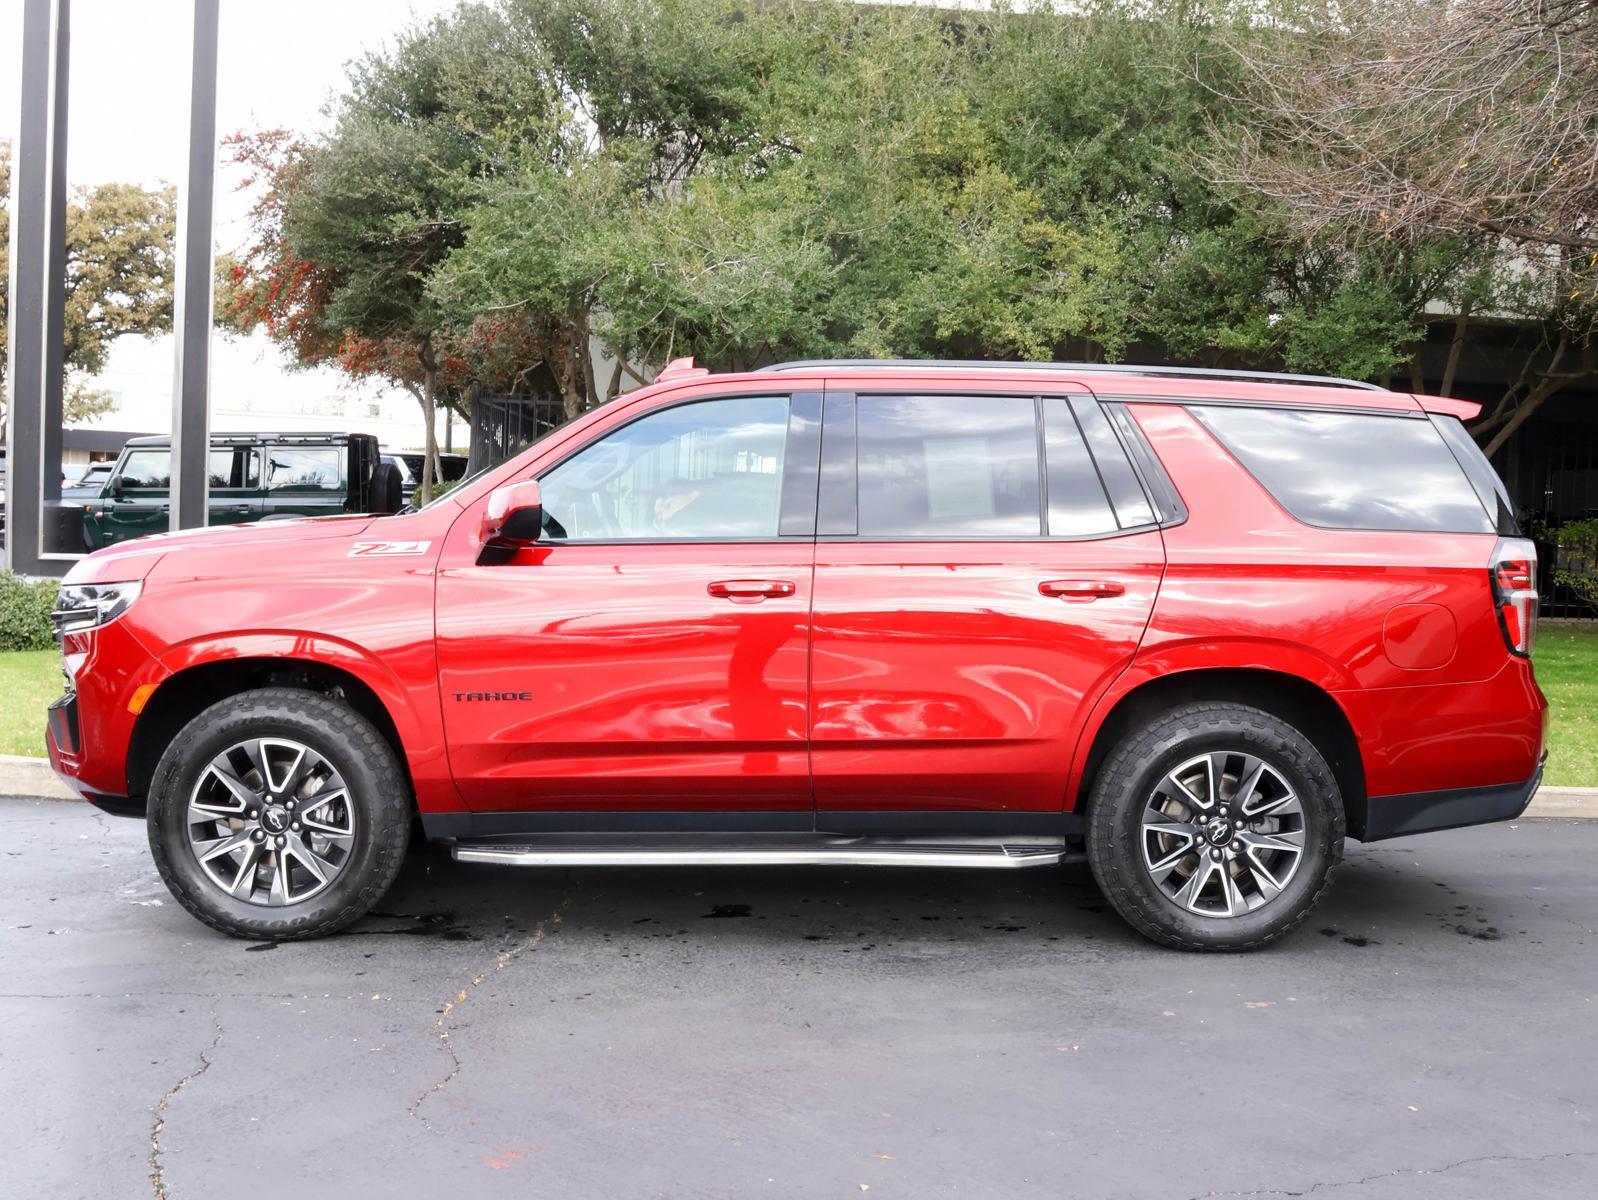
[{"xmin": 342, "ymin": 841, "xmax": 1467, "ymax": 954}]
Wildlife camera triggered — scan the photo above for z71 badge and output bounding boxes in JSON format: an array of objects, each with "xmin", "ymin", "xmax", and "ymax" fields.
[{"xmin": 348, "ymin": 540, "xmax": 432, "ymax": 557}]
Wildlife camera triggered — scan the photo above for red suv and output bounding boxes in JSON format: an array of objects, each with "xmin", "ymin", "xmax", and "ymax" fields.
[{"xmin": 46, "ymin": 360, "xmax": 1547, "ymax": 950}]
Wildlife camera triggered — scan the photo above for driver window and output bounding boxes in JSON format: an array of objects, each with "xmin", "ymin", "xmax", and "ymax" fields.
[{"xmin": 538, "ymin": 395, "xmax": 789, "ymax": 540}]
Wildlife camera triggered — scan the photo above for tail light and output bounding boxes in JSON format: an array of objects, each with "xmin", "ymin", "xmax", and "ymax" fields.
[{"xmin": 1490, "ymin": 537, "xmax": 1538, "ymax": 657}]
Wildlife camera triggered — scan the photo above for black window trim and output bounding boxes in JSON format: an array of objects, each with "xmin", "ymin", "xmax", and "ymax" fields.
[
  {"xmin": 1032, "ymin": 395, "xmax": 1050, "ymax": 538},
  {"xmin": 530, "ymin": 388, "xmax": 814, "ymax": 547},
  {"xmin": 817, "ymin": 389, "xmax": 858, "ymax": 537},
  {"xmin": 778, "ymin": 391, "xmax": 823, "ymax": 537}
]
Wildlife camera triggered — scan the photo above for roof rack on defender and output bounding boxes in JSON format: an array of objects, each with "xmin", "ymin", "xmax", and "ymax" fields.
[{"xmin": 754, "ymin": 359, "xmax": 1387, "ymax": 392}]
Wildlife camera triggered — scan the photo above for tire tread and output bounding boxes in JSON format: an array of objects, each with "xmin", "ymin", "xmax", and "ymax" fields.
[
  {"xmin": 1086, "ymin": 701, "xmax": 1343, "ymax": 952},
  {"xmin": 146, "ymin": 687, "xmax": 410, "ymax": 941}
]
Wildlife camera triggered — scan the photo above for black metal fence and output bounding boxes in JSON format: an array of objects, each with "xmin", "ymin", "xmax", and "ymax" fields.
[
  {"xmin": 1531, "ymin": 432, "xmax": 1598, "ymax": 620},
  {"xmin": 466, "ymin": 394, "xmax": 568, "ymax": 476}
]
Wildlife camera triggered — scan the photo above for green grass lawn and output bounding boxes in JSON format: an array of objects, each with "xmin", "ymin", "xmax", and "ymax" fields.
[
  {"xmin": 0, "ymin": 650, "xmax": 63, "ymax": 759},
  {"xmin": 1, "ymin": 626, "xmax": 1595, "ymax": 781},
  {"xmin": 1532, "ymin": 624, "xmax": 1598, "ymax": 787}
]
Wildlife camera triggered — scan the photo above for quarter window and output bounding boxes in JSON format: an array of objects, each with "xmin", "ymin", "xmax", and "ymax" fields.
[
  {"xmin": 266, "ymin": 448, "xmax": 343, "ymax": 491},
  {"xmin": 538, "ymin": 395, "xmax": 790, "ymax": 540},
  {"xmin": 855, "ymin": 395, "xmax": 1041, "ymax": 537},
  {"xmin": 1194, "ymin": 405, "xmax": 1493, "ymax": 533}
]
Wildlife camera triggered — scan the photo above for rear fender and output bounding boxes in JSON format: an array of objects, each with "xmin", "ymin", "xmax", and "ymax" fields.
[{"xmin": 1065, "ymin": 639, "xmax": 1361, "ymax": 812}]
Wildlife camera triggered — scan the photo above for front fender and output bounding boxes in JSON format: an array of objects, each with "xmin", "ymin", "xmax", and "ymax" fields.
[{"xmin": 139, "ymin": 632, "xmax": 458, "ymax": 813}]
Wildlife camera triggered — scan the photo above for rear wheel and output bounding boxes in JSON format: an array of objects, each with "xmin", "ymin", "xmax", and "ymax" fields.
[
  {"xmin": 147, "ymin": 688, "xmax": 410, "ymax": 940},
  {"xmin": 1086, "ymin": 701, "xmax": 1343, "ymax": 951}
]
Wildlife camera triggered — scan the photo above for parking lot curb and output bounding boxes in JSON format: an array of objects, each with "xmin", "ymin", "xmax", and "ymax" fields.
[
  {"xmin": 2, "ymin": 753, "xmax": 1596, "ymax": 816},
  {"xmin": 1527, "ymin": 786, "xmax": 1598, "ymax": 820},
  {"xmin": 0, "ymin": 755, "xmax": 75, "ymax": 800}
]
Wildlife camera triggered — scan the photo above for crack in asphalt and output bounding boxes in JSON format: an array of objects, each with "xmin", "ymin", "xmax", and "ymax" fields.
[
  {"xmin": 1186, "ymin": 1150, "xmax": 1598, "ymax": 1198},
  {"xmin": 148, "ymin": 1000, "xmax": 225, "ymax": 1200},
  {"xmin": 407, "ymin": 897, "xmax": 571, "ymax": 1132}
]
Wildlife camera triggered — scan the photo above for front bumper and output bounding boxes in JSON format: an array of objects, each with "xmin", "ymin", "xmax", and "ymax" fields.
[
  {"xmin": 1357, "ymin": 754, "xmax": 1545, "ymax": 842},
  {"xmin": 46, "ymin": 614, "xmax": 165, "ymax": 808}
]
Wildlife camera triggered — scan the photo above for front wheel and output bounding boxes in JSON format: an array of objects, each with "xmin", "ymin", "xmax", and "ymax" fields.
[
  {"xmin": 1086, "ymin": 701, "xmax": 1344, "ymax": 952},
  {"xmin": 147, "ymin": 688, "xmax": 411, "ymax": 940}
]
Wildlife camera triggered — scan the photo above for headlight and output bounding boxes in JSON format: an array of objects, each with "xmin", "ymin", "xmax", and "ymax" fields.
[{"xmin": 52, "ymin": 581, "xmax": 143, "ymax": 638}]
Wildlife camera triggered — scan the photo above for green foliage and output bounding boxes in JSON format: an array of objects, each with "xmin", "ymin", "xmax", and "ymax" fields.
[
  {"xmin": 1, "ymin": 139, "xmax": 175, "ymax": 396},
  {"xmin": 1552, "ymin": 519, "xmax": 1598, "ymax": 612},
  {"xmin": 1533, "ymin": 625, "xmax": 1598, "ymax": 788},
  {"xmin": 428, "ymin": 474, "xmax": 465, "ymax": 501},
  {"xmin": 245, "ymin": 0, "xmax": 1531, "ymax": 407},
  {"xmin": 425, "ymin": 0, "xmax": 1461, "ymax": 377},
  {"xmin": 0, "ymin": 650, "xmax": 62, "ymax": 757},
  {"xmin": 0, "ymin": 572, "xmax": 59, "ymax": 653}
]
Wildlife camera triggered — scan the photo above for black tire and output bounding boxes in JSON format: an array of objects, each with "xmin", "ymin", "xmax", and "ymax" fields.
[
  {"xmin": 1086, "ymin": 701, "xmax": 1343, "ymax": 952},
  {"xmin": 369, "ymin": 461, "xmax": 405, "ymax": 514},
  {"xmin": 147, "ymin": 688, "xmax": 411, "ymax": 940}
]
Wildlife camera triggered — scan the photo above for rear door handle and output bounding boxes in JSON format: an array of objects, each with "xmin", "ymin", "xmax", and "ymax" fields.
[
  {"xmin": 1039, "ymin": 579, "xmax": 1125, "ymax": 600},
  {"xmin": 708, "ymin": 579, "xmax": 797, "ymax": 601}
]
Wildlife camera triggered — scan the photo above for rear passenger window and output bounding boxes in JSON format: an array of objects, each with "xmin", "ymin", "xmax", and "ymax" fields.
[
  {"xmin": 209, "ymin": 449, "xmax": 259, "ymax": 488},
  {"xmin": 1193, "ymin": 406, "xmax": 1493, "ymax": 533},
  {"xmin": 856, "ymin": 396, "xmax": 1040, "ymax": 537},
  {"xmin": 1042, "ymin": 400, "xmax": 1119, "ymax": 535}
]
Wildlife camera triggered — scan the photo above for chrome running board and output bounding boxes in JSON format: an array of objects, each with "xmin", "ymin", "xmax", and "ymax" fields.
[{"xmin": 453, "ymin": 839, "xmax": 1072, "ymax": 869}]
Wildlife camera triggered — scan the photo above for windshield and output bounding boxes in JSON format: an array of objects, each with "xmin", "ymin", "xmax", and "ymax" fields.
[{"xmin": 417, "ymin": 461, "xmax": 497, "ymax": 509}]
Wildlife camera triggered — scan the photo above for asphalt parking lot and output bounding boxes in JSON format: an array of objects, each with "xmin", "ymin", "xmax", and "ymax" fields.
[{"xmin": 2, "ymin": 795, "xmax": 1595, "ymax": 1200}]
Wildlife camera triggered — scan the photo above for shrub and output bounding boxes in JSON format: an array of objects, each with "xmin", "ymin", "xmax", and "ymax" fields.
[
  {"xmin": 1552, "ymin": 519, "xmax": 1598, "ymax": 612},
  {"xmin": 423, "ymin": 475, "xmax": 464, "ymax": 503},
  {"xmin": 0, "ymin": 571, "xmax": 60, "ymax": 652}
]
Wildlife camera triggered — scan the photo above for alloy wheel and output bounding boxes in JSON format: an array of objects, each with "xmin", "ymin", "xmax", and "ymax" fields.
[
  {"xmin": 185, "ymin": 737, "xmax": 357, "ymax": 906},
  {"xmin": 1139, "ymin": 750, "xmax": 1306, "ymax": 918}
]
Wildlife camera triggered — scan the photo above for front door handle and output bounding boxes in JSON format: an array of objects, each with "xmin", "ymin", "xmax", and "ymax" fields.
[
  {"xmin": 708, "ymin": 579, "xmax": 797, "ymax": 601},
  {"xmin": 1039, "ymin": 578, "xmax": 1125, "ymax": 600}
]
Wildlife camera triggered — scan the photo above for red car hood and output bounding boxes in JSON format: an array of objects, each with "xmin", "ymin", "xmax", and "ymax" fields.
[{"xmin": 64, "ymin": 515, "xmax": 379, "ymax": 585}]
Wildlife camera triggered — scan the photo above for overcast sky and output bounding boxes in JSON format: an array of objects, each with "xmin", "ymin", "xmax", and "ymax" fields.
[
  {"xmin": 0, "ymin": 1, "xmax": 470, "ymax": 443},
  {"xmin": 2, "ymin": 0, "xmax": 459, "ymax": 250}
]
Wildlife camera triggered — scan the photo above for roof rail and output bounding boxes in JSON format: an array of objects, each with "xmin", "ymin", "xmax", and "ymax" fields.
[{"xmin": 754, "ymin": 359, "xmax": 1386, "ymax": 392}]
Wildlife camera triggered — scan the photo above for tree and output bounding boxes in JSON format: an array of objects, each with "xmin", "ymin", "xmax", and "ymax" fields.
[
  {"xmin": 1207, "ymin": 0, "xmax": 1598, "ymax": 454},
  {"xmin": 434, "ymin": 0, "xmax": 1466, "ymax": 388},
  {"xmin": 225, "ymin": 4, "xmax": 612, "ymax": 494},
  {"xmin": 1, "ymin": 138, "xmax": 176, "ymax": 427},
  {"xmin": 247, "ymin": 0, "xmax": 1548, "ymax": 460}
]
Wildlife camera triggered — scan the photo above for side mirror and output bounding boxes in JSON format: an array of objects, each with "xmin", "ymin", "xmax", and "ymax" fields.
[
  {"xmin": 481, "ymin": 480, "xmax": 543, "ymax": 547},
  {"xmin": 109, "ymin": 475, "xmax": 125, "ymax": 498}
]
